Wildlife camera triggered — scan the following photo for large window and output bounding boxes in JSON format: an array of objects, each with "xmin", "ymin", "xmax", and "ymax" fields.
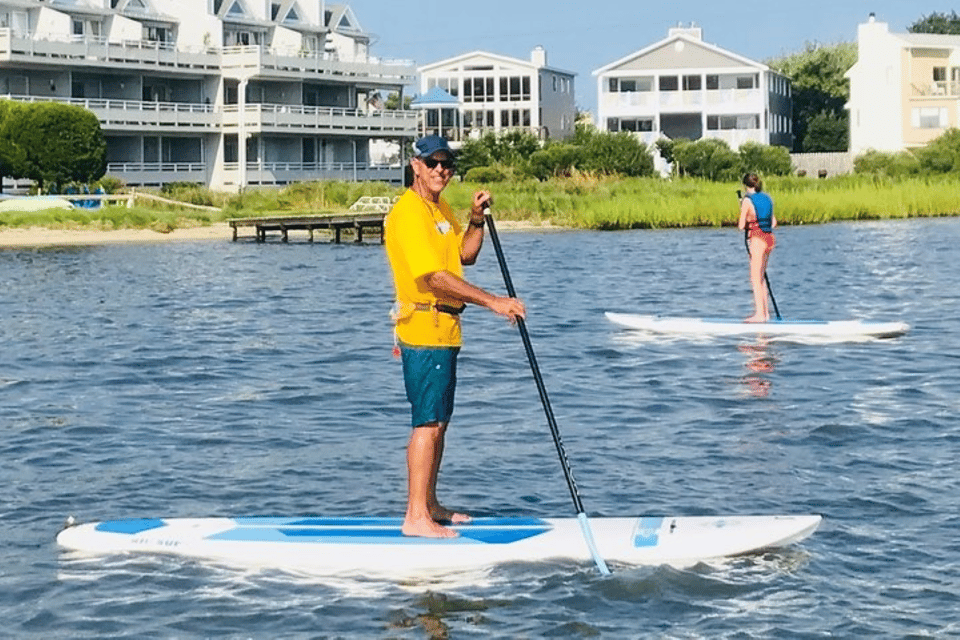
[
  {"xmin": 463, "ymin": 77, "xmax": 494, "ymax": 103},
  {"xmin": 428, "ymin": 77, "xmax": 459, "ymax": 97},
  {"xmin": 499, "ymin": 76, "xmax": 530, "ymax": 101},
  {"xmin": 683, "ymin": 75, "xmax": 701, "ymax": 91},
  {"xmin": 0, "ymin": 11, "xmax": 29, "ymax": 36},
  {"xmin": 607, "ymin": 117, "xmax": 653, "ymax": 132},
  {"xmin": 707, "ymin": 114, "xmax": 760, "ymax": 130},
  {"xmin": 659, "ymin": 75, "xmax": 679, "ymax": 91},
  {"xmin": 464, "ymin": 109, "xmax": 494, "ymax": 128},
  {"xmin": 912, "ymin": 106, "xmax": 948, "ymax": 129},
  {"xmin": 500, "ymin": 109, "xmax": 530, "ymax": 127},
  {"xmin": 607, "ymin": 77, "xmax": 652, "ymax": 92}
]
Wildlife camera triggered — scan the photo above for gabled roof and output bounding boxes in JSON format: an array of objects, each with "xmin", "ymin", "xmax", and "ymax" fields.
[
  {"xmin": 114, "ymin": 0, "xmax": 178, "ymax": 25},
  {"xmin": 42, "ymin": 0, "xmax": 112, "ymax": 18},
  {"xmin": 419, "ymin": 50, "xmax": 575, "ymax": 77},
  {"xmin": 271, "ymin": 0, "xmax": 326, "ymax": 34},
  {"xmin": 593, "ymin": 30, "xmax": 769, "ymax": 76},
  {"xmin": 325, "ymin": 4, "xmax": 362, "ymax": 34},
  {"xmin": 217, "ymin": 0, "xmax": 274, "ymax": 28},
  {"xmin": 411, "ymin": 86, "xmax": 460, "ymax": 107}
]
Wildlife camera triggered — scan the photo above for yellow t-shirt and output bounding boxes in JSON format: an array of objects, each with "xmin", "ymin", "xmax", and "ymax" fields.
[{"xmin": 385, "ymin": 189, "xmax": 465, "ymax": 347}]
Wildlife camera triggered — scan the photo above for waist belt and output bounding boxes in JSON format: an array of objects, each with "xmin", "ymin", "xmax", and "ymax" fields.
[{"xmin": 415, "ymin": 302, "xmax": 466, "ymax": 316}]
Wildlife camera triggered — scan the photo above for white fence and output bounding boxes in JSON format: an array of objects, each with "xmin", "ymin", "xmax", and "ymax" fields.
[{"xmin": 791, "ymin": 152, "xmax": 854, "ymax": 178}]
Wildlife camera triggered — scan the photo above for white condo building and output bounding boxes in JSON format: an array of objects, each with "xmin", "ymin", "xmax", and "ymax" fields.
[
  {"xmin": 415, "ymin": 47, "xmax": 576, "ymax": 144},
  {"xmin": 593, "ymin": 25, "xmax": 792, "ymax": 169},
  {"xmin": 847, "ymin": 13, "xmax": 960, "ymax": 155},
  {"xmin": 0, "ymin": 0, "xmax": 417, "ymax": 191}
]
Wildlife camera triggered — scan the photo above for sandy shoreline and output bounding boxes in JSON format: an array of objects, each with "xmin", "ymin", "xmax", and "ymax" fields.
[
  {"xmin": 0, "ymin": 220, "xmax": 558, "ymax": 248},
  {"xmin": 0, "ymin": 223, "xmax": 234, "ymax": 248}
]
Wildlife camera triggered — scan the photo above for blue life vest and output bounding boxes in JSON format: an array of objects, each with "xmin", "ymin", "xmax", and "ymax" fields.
[{"xmin": 747, "ymin": 192, "xmax": 774, "ymax": 233}]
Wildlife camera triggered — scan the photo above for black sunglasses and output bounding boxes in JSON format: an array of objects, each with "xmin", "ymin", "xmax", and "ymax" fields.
[{"xmin": 421, "ymin": 156, "xmax": 456, "ymax": 170}]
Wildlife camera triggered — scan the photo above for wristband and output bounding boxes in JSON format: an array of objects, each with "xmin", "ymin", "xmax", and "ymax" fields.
[{"xmin": 469, "ymin": 217, "xmax": 485, "ymax": 228}]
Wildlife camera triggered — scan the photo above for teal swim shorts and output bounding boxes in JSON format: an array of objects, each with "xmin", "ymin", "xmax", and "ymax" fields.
[{"xmin": 399, "ymin": 343, "xmax": 459, "ymax": 427}]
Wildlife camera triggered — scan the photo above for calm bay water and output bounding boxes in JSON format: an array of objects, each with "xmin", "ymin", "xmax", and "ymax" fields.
[{"xmin": 1, "ymin": 217, "xmax": 958, "ymax": 638}]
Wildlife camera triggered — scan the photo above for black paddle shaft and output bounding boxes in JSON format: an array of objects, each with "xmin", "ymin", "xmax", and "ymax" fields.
[{"xmin": 483, "ymin": 212, "xmax": 587, "ymax": 515}]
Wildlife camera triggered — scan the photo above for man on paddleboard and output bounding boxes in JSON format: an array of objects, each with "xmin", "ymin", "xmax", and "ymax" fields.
[{"xmin": 385, "ymin": 135, "xmax": 525, "ymax": 538}]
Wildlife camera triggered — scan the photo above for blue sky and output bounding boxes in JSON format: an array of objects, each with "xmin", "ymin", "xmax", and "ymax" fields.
[{"xmin": 360, "ymin": 1, "xmax": 924, "ymax": 114}]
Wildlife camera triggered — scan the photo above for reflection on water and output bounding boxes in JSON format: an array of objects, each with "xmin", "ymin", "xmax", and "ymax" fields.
[{"xmin": 738, "ymin": 339, "xmax": 778, "ymax": 397}]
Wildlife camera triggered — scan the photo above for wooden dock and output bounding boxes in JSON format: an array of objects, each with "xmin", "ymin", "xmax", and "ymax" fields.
[{"xmin": 228, "ymin": 212, "xmax": 386, "ymax": 244}]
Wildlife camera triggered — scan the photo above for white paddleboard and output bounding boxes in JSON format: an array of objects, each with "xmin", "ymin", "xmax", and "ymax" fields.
[
  {"xmin": 606, "ymin": 312, "xmax": 909, "ymax": 339},
  {"xmin": 57, "ymin": 514, "xmax": 821, "ymax": 576}
]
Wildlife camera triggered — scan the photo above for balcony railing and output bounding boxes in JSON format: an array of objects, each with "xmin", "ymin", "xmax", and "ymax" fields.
[
  {"xmin": 220, "ymin": 45, "xmax": 415, "ymax": 84},
  {"xmin": 0, "ymin": 29, "xmax": 415, "ymax": 83},
  {"xmin": 601, "ymin": 88, "xmax": 762, "ymax": 113},
  {"xmin": 912, "ymin": 81, "xmax": 960, "ymax": 97},
  {"xmin": 2, "ymin": 94, "xmax": 416, "ymax": 136},
  {"xmin": 1, "ymin": 94, "xmax": 219, "ymax": 130},
  {"xmin": 105, "ymin": 162, "xmax": 207, "ymax": 186},
  {"xmin": 223, "ymin": 104, "xmax": 417, "ymax": 135},
  {"xmin": 0, "ymin": 29, "xmax": 218, "ymax": 70},
  {"xmin": 221, "ymin": 161, "xmax": 404, "ymax": 186}
]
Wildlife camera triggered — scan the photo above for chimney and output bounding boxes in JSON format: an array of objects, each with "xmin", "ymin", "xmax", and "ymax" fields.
[
  {"xmin": 668, "ymin": 22, "xmax": 703, "ymax": 40},
  {"xmin": 531, "ymin": 45, "xmax": 547, "ymax": 67}
]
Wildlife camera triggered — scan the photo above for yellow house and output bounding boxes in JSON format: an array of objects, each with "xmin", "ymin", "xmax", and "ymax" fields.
[{"xmin": 847, "ymin": 13, "xmax": 960, "ymax": 154}]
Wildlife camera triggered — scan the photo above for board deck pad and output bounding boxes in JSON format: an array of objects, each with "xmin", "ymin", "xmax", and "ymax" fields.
[
  {"xmin": 606, "ymin": 312, "xmax": 909, "ymax": 339},
  {"xmin": 58, "ymin": 514, "xmax": 822, "ymax": 576}
]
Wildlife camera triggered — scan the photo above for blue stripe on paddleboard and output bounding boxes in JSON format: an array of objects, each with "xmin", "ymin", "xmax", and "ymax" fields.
[
  {"xmin": 96, "ymin": 519, "xmax": 166, "ymax": 535},
  {"xmin": 632, "ymin": 517, "xmax": 663, "ymax": 547},
  {"xmin": 231, "ymin": 516, "xmax": 550, "ymax": 527},
  {"xmin": 207, "ymin": 524, "xmax": 551, "ymax": 545}
]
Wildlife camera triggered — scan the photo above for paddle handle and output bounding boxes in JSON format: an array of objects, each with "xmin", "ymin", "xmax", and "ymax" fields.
[{"xmin": 484, "ymin": 209, "xmax": 611, "ymax": 575}]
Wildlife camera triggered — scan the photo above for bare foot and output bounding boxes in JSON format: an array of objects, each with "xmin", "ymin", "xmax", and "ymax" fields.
[
  {"xmin": 401, "ymin": 516, "xmax": 459, "ymax": 538},
  {"xmin": 431, "ymin": 506, "xmax": 472, "ymax": 525},
  {"xmin": 744, "ymin": 315, "xmax": 768, "ymax": 323}
]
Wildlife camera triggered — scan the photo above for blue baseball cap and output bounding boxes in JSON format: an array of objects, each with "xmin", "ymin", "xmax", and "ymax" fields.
[{"xmin": 414, "ymin": 135, "xmax": 452, "ymax": 158}]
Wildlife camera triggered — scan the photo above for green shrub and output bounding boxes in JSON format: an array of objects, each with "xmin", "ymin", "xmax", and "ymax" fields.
[
  {"xmin": 654, "ymin": 138, "xmax": 676, "ymax": 165},
  {"xmin": 463, "ymin": 165, "xmax": 509, "ymax": 183},
  {"xmin": 97, "ymin": 176, "xmax": 125, "ymax": 194},
  {"xmin": 674, "ymin": 138, "xmax": 740, "ymax": 181},
  {"xmin": 528, "ymin": 143, "xmax": 582, "ymax": 180},
  {"xmin": 457, "ymin": 130, "xmax": 541, "ymax": 176},
  {"xmin": 738, "ymin": 142, "xmax": 793, "ymax": 176},
  {"xmin": 578, "ymin": 130, "xmax": 654, "ymax": 177},
  {"xmin": 914, "ymin": 128, "xmax": 960, "ymax": 173},
  {"xmin": 853, "ymin": 150, "xmax": 920, "ymax": 177}
]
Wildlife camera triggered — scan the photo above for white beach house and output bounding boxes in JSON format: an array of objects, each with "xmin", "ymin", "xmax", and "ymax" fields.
[
  {"xmin": 593, "ymin": 24, "xmax": 791, "ymax": 171},
  {"xmin": 416, "ymin": 47, "xmax": 576, "ymax": 145},
  {"xmin": 0, "ymin": 0, "xmax": 417, "ymax": 191}
]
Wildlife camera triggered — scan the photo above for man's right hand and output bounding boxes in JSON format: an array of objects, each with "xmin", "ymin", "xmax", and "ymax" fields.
[{"xmin": 489, "ymin": 296, "xmax": 526, "ymax": 323}]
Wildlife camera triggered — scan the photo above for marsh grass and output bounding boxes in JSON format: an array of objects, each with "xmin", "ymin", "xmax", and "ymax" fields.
[
  {"xmin": 0, "ymin": 205, "xmax": 208, "ymax": 231},
  {"xmin": 1, "ymin": 175, "xmax": 959, "ymax": 231},
  {"xmin": 447, "ymin": 173, "xmax": 960, "ymax": 228}
]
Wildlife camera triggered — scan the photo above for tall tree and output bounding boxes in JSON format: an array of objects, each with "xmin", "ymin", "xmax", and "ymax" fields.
[
  {"xmin": 767, "ymin": 43, "xmax": 856, "ymax": 152},
  {"xmin": 7, "ymin": 102, "xmax": 106, "ymax": 192},
  {"xmin": 0, "ymin": 100, "xmax": 26, "ymax": 192},
  {"xmin": 909, "ymin": 11, "xmax": 960, "ymax": 33}
]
